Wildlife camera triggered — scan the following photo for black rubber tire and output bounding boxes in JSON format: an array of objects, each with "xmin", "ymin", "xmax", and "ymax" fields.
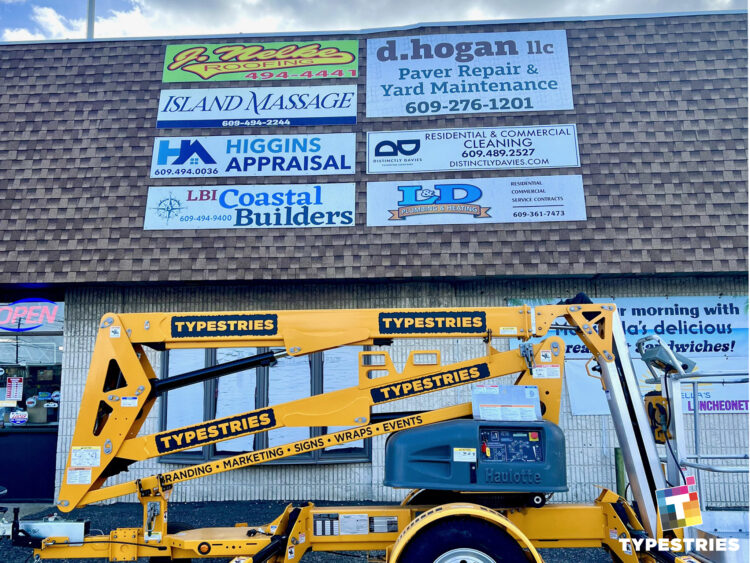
[
  {"xmin": 148, "ymin": 521, "xmax": 193, "ymax": 563},
  {"xmin": 398, "ymin": 516, "xmax": 528, "ymax": 563}
]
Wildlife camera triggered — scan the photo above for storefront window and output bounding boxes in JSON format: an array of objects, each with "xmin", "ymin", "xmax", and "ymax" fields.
[
  {"xmin": 159, "ymin": 346, "xmax": 370, "ymax": 464},
  {"xmin": 215, "ymin": 348, "xmax": 258, "ymax": 453},
  {"xmin": 0, "ymin": 299, "xmax": 64, "ymax": 502},
  {"xmin": 0, "ymin": 301, "xmax": 64, "ymax": 427}
]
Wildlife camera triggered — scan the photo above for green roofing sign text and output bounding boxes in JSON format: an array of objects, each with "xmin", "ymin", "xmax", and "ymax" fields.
[{"xmin": 163, "ymin": 41, "xmax": 359, "ymax": 82}]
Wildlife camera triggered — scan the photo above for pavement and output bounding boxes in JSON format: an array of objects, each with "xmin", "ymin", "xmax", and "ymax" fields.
[{"xmin": 0, "ymin": 500, "xmax": 612, "ymax": 562}]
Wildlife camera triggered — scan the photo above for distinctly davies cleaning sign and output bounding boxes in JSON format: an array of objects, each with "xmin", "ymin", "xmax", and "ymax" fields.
[
  {"xmin": 367, "ymin": 125, "xmax": 580, "ymax": 173},
  {"xmin": 143, "ymin": 184, "xmax": 355, "ymax": 230},
  {"xmin": 150, "ymin": 134, "xmax": 355, "ymax": 178},
  {"xmin": 163, "ymin": 41, "xmax": 359, "ymax": 82},
  {"xmin": 156, "ymin": 85, "xmax": 357, "ymax": 128},
  {"xmin": 366, "ymin": 31, "xmax": 572, "ymax": 117}
]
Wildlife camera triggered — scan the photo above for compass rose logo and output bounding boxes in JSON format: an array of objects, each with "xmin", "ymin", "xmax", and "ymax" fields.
[{"xmin": 153, "ymin": 193, "xmax": 185, "ymax": 223}]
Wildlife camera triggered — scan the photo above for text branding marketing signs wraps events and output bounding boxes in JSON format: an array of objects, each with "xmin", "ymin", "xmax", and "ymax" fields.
[
  {"xmin": 157, "ymin": 85, "xmax": 357, "ymax": 128},
  {"xmin": 367, "ymin": 125, "xmax": 580, "ymax": 174},
  {"xmin": 163, "ymin": 41, "xmax": 359, "ymax": 82},
  {"xmin": 366, "ymin": 175, "xmax": 586, "ymax": 226},
  {"xmin": 150, "ymin": 134, "xmax": 355, "ymax": 178},
  {"xmin": 143, "ymin": 184, "xmax": 355, "ymax": 230},
  {"xmin": 366, "ymin": 31, "xmax": 573, "ymax": 117}
]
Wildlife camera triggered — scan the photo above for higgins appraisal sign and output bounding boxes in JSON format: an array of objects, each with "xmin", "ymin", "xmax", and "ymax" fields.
[
  {"xmin": 366, "ymin": 31, "xmax": 572, "ymax": 117},
  {"xmin": 367, "ymin": 125, "xmax": 579, "ymax": 173},
  {"xmin": 143, "ymin": 184, "xmax": 355, "ymax": 230},
  {"xmin": 366, "ymin": 175, "xmax": 586, "ymax": 226},
  {"xmin": 157, "ymin": 85, "xmax": 357, "ymax": 128},
  {"xmin": 150, "ymin": 134, "xmax": 355, "ymax": 178},
  {"xmin": 163, "ymin": 41, "xmax": 359, "ymax": 82}
]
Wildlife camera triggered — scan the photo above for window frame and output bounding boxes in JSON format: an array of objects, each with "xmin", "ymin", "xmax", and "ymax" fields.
[{"xmin": 159, "ymin": 347, "xmax": 371, "ymax": 465}]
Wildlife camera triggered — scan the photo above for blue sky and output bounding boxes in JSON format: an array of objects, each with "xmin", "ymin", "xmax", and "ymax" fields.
[{"xmin": 0, "ymin": 0, "xmax": 744, "ymax": 41}]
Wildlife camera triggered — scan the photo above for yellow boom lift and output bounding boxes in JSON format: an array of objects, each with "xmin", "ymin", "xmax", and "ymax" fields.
[{"xmin": 6, "ymin": 296, "xmax": 694, "ymax": 562}]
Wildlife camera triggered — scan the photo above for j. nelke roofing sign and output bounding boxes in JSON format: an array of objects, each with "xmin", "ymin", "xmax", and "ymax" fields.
[{"xmin": 163, "ymin": 41, "xmax": 359, "ymax": 82}]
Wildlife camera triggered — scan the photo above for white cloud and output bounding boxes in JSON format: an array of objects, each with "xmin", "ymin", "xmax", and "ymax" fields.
[
  {"xmin": 2, "ymin": 26, "xmax": 43, "ymax": 40},
  {"xmin": 2, "ymin": 5, "xmax": 84, "ymax": 41},
  {"xmin": 1, "ymin": 0, "xmax": 745, "ymax": 42}
]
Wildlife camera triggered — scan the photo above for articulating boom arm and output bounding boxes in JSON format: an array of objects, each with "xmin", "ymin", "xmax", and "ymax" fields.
[{"xmin": 58, "ymin": 302, "xmax": 664, "ymax": 537}]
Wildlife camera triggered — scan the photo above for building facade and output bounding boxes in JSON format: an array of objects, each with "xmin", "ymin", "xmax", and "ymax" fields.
[{"xmin": 0, "ymin": 11, "xmax": 747, "ymax": 508}]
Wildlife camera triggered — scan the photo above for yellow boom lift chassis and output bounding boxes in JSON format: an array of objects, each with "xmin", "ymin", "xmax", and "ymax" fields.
[{"xmin": 10, "ymin": 298, "xmax": 696, "ymax": 562}]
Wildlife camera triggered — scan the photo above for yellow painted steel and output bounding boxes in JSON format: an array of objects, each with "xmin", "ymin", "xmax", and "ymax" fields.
[
  {"xmin": 59, "ymin": 323, "xmax": 576, "ymax": 509},
  {"xmin": 36, "ymin": 302, "xmax": 637, "ymax": 562},
  {"xmin": 388, "ymin": 502, "xmax": 544, "ymax": 563},
  {"xmin": 78, "ymin": 404, "xmax": 474, "ymax": 506}
]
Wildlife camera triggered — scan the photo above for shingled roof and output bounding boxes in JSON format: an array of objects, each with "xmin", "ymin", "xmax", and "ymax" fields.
[{"xmin": 0, "ymin": 12, "xmax": 746, "ymax": 284}]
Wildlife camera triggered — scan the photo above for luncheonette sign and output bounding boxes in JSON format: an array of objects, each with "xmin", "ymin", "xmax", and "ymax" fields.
[{"xmin": 515, "ymin": 296, "xmax": 749, "ymax": 415}]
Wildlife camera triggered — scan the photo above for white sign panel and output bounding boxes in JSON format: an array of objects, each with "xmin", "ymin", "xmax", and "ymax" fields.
[
  {"xmin": 367, "ymin": 175, "xmax": 586, "ymax": 226},
  {"xmin": 367, "ymin": 124, "xmax": 579, "ymax": 173},
  {"xmin": 150, "ymin": 134, "xmax": 355, "ymax": 178},
  {"xmin": 157, "ymin": 85, "xmax": 357, "ymax": 128},
  {"xmin": 367, "ymin": 31, "xmax": 573, "ymax": 117},
  {"xmin": 509, "ymin": 296, "xmax": 749, "ymax": 415},
  {"xmin": 144, "ymin": 184, "xmax": 355, "ymax": 230}
]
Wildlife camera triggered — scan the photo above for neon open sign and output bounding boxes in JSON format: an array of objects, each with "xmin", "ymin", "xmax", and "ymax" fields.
[{"xmin": 0, "ymin": 298, "xmax": 60, "ymax": 332}]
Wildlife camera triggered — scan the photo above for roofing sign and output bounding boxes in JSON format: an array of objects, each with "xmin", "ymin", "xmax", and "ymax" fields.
[
  {"xmin": 163, "ymin": 41, "xmax": 359, "ymax": 82},
  {"xmin": 150, "ymin": 134, "xmax": 355, "ymax": 178},
  {"xmin": 366, "ymin": 175, "xmax": 586, "ymax": 226},
  {"xmin": 143, "ymin": 184, "xmax": 355, "ymax": 230},
  {"xmin": 157, "ymin": 85, "xmax": 357, "ymax": 128}
]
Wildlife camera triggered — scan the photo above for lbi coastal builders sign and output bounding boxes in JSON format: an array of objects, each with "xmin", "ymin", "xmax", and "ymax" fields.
[
  {"xmin": 367, "ymin": 125, "xmax": 579, "ymax": 173},
  {"xmin": 157, "ymin": 86, "xmax": 357, "ymax": 128},
  {"xmin": 367, "ymin": 175, "xmax": 586, "ymax": 226},
  {"xmin": 144, "ymin": 184, "xmax": 355, "ymax": 230},
  {"xmin": 163, "ymin": 41, "xmax": 359, "ymax": 82},
  {"xmin": 367, "ymin": 31, "xmax": 573, "ymax": 117},
  {"xmin": 150, "ymin": 134, "xmax": 355, "ymax": 178}
]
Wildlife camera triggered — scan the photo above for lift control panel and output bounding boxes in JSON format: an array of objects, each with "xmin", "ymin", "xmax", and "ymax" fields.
[
  {"xmin": 479, "ymin": 428, "xmax": 544, "ymax": 463},
  {"xmin": 384, "ymin": 419, "xmax": 566, "ymax": 494}
]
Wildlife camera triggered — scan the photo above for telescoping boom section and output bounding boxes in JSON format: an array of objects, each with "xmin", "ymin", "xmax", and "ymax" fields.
[{"xmin": 30, "ymin": 301, "xmax": 673, "ymax": 562}]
